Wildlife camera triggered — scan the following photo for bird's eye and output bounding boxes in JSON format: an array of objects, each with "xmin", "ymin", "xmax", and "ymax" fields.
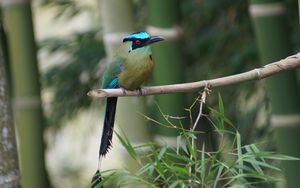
[{"xmin": 135, "ymin": 40, "xmax": 141, "ymax": 45}]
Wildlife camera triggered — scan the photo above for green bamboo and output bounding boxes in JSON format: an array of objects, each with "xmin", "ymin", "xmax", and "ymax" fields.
[
  {"xmin": 100, "ymin": 0, "xmax": 151, "ymax": 165},
  {"xmin": 0, "ymin": 13, "xmax": 20, "ymax": 187},
  {"xmin": 1, "ymin": 1, "xmax": 49, "ymax": 188},
  {"xmin": 298, "ymin": 0, "xmax": 300, "ymax": 22},
  {"xmin": 250, "ymin": 0, "xmax": 300, "ymax": 187},
  {"xmin": 148, "ymin": 0, "xmax": 185, "ymax": 137}
]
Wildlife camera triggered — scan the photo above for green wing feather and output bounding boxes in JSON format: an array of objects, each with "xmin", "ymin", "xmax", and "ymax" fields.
[{"xmin": 102, "ymin": 57, "xmax": 126, "ymax": 89}]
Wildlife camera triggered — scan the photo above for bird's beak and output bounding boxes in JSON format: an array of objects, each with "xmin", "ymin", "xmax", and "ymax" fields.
[{"xmin": 148, "ymin": 36, "xmax": 165, "ymax": 44}]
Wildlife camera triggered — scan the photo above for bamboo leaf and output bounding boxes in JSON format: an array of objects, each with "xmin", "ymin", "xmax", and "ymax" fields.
[
  {"xmin": 136, "ymin": 163, "xmax": 153, "ymax": 176},
  {"xmin": 168, "ymin": 181, "xmax": 180, "ymax": 188},
  {"xmin": 176, "ymin": 135, "xmax": 181, "ymax": 154},
  {"xmin": 165, "ymin": 152, "xmax": 192, "ymax": 163},
  {"xmin": 218, "ymin": 93, "xmax": 224, "ymax": 115},
  {"xmin": 200, "ymin": 144, "xmax": 206, "ymax": 182},
  {"xmin": 244, "ymin": 145, "xmax": 264, "ymax": 174},
  {"xmin": 236, "ymin": 131, "xmax": 243, "ymax": 174},
  {"xmin": 168, "ymin": 165, "xmax": 189, "ymax": 177},
  {"xmin": 262, "ymin": 154, "xmax": 300, "ymax": 161},
  {"xmin": 158, "ymin": 146, "xmax": 167, "ymax": 160},
  {"xmin": 115, "ymin": 131, "xmax": 137, "ymax": 161},
  {"xmin": 154, "ymin": 152, "xmax": 166, "ymax": 180},
  {"xmin": 213, "ymin": 165, "xmax": 224, "ymax": 188},
  {"xmin": 209, "ymin": 108, "xmax": 225, "ymax": 133},
  {"xmin": 243, "ymin": 158, "xmax": 281, "ymax": 171}
]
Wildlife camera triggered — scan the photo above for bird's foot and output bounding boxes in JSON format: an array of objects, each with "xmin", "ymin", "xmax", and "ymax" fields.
[
  {"xmin": 120, "ymin": 87, "xmax": 127, "ymax": 95},
  {"xmin": 136, "ymin": 87, "xmax": 145, "ymax": 95}
]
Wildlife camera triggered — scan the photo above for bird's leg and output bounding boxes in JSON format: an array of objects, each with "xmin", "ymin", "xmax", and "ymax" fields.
[{"xmin": 136, "ymin": 87, "xmax": 145, "ymax": 95}]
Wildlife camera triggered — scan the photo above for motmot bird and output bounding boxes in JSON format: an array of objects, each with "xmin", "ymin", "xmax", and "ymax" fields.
[
  {"xmin": 99, "ymin": 31, "xmax": 164, "ymax": 158},
  {"xmin": 91, "ymin": 31, "xmax": 164, "ymax": 187},
  {"xmin": 91, "ymin": 32, "xmax": 164, "ymax": 187}
]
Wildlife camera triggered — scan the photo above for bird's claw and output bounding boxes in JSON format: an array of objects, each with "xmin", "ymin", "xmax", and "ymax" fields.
[
  {"xmin": 120, "ymin": 87, "xmax": 127, "ymax": 95},
  {"xmin": 137, "ymin": 87, "xmax": 144, "ymax": 95}
]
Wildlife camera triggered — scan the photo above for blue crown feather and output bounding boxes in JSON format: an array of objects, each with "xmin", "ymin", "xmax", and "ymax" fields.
[{"xmin": 123, "ymin": 31, "xmax": 150, "ymax": 42}]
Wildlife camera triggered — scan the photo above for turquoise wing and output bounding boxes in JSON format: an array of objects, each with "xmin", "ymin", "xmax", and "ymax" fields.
[{"xmin": 101, "ymin": 58, "xmax": 126, "ymax": 89}]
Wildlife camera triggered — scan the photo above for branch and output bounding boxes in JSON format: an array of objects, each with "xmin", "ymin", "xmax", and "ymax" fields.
[
  {"xmin": 188, "ymin": 86, "xmax": 209, "ymax": 187},
  {"xmin": 87, "ymin": 53, "xmax": 300, "ymax": 98}
]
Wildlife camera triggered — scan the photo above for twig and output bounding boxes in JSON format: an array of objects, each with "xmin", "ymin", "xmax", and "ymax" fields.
[
  {"xmin": 188, "ymin": 86, "xmax": 210, "ymax": 187},
  {"xmin": 88, "ymin": 53, "xmax": 300, "ymax": 98},
  {"xmin": 192, "ymin": 87, "xmax": 210, "ymax": 131},
  {"xmin": 189, "ymin": 85, "xmax": 210, "ymax": 187}
]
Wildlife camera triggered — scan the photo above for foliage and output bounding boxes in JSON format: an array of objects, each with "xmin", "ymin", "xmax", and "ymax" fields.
[
  {"xmin": 38, "ymin": 0, "xmax": 98, "ymax": 19},
  {"xmin": 180, "ymin": 0, "xmax": 300, "ymax": 146},
  {"xmin": 40, "ymin": 31, "xmax": 105, "ymax": 125},
  {"xmin": 181, "ymin": 0, "xmax": 264, "ymax": 140},
  {"xmin": 91, "ymin": 96, "xmax": 298, "ymax": 188},
  {"xmin": 182, "ymin": 0, "xmax": 258, "ymax": 76}
]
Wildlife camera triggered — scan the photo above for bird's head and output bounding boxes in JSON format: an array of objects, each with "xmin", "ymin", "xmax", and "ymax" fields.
[{"xmin": 123, "ymin": 31, "xmax": 164, "ymax": 53}]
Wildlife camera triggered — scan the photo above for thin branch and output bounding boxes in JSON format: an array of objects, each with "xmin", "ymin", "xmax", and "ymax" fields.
[
  {"xmin": 188, "ymin": 86, "xmax": 209, "ymax": 187},
  {"xmin": 87, "ymin": 53, "xmax": 300, "ymax": 98},
  {"xmin": 192, "ymin": 87, "xmax": 209, "ymax": 131}
]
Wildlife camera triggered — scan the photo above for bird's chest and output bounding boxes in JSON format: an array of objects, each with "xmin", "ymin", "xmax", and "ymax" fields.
[{"xmin": 118, "ymin": 55, "xmax": 154, "ymax": 90}]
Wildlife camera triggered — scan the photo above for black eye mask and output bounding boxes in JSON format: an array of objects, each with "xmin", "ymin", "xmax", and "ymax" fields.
[{"xmin": 131, "ymin": 38, "xmax": 149, "ymax": 51}]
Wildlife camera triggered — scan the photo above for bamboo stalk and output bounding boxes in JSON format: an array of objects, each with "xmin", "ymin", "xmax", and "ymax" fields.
[
  {"xmin": 0, "ymin": 12, "xmax": 20, "ymax": 187},
  {"xmin": 298, "ymin": 0, "xmax": 300, "ymax": 22},
  {"xmin": 147, "ymin": 0, "xmax": 184, "ymax": 137},
  {"xmin": 250, "ymin": 0, "xmax": 300, "ymax": 187},
  {"xmin": 1, "ymin": 0, "xmax": 50, "ymax": 187},
  {"xmin": 88, "ymin": 53, "xmax": 300, "ymax": 98}
]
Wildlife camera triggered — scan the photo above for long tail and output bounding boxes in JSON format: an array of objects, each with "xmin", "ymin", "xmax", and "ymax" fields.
[
  {"xmin": 99, "ymin": 97, "xmax": 118, "ymax": 156},
  {"xmin": 91, "ymin": 97, "xmax": 118, "ymax": 187}
]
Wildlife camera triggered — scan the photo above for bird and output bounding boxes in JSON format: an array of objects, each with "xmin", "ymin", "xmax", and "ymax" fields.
[{"xmin": 91, "ymin": 31, "xmax": 164, "ymax": 186}]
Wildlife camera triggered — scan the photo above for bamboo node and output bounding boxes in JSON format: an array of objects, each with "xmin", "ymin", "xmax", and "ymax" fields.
[
  {"xmin": 271, "ymin": 114, "xmax": 300, "ymax": 127},
  {"xmin": 0, "ymin": 0, "xmax": 29, "ymax": 7},
  {"xmin": 146, "ymin": 25, "xmax": 183, "ymax": 41},
  {"xmin": 249, "ymin": 2, "xmax": 286, "ymax": 17}
]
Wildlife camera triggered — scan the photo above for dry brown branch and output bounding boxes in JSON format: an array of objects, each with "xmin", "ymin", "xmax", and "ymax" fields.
[{"xmin": 87, "ymin": 53, "xmax": 300, "ymax": 98}]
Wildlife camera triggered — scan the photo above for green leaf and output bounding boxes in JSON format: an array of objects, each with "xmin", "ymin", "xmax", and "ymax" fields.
[
  {"xmin": 167, "ymin": 165, "xmax": 189, "ymax": 177},
  {"xmin": 213, "ymin": 165, "xmax": 224, "ymax": 188},
  {"xmin": 244, "ymin": 145, "xmax": 264, "ymax": 174},
  {"xmin": 168, "ymin": 181, "xmax": 180, "ymax": 188},
  {"xmin": 200, "ymin": 144, "xmax": 206, "ymax": 182},
  {"xmin": 176, "ymin": 135, "xmax": 181, "ymax": 154},
  {"xmin": 218, "ymin": 93, "xmax": 224, "ymax": 115},
  {"xmin": 176, "ymin": 135, "xmax": 189, "ymax": 155},
  {"xmin": 236, "ymin": 131, "xmax": 243, "ymax": 174},
  {"xmin": 154, "ymin": 152, "xmax": 166, "ymax": 180},
  {"xmin": 115, "ymin": 131, "xmax": 137, "ymax": 161},
  {"xmin": 158, "ymin": 146, "xmax": 167, "ymax": 160},
  {"xmin": 243, "ymin": 158, "xmax": 281, "ymax": 171},
  {"xmin": 262, "ymin": 154, "xmax": 300, "ymax": 161},
  {"xmin": 165, "ymin": 152, "xmax": 192, "ymax": 163},
  {"xmin": 209, "ymin": 108, "xmax": 225, "ymax": 133},
  {"xmin": 248, "ymin": 144, "xmax": 265, "ymax": 162},
  {"xmin": 136, "ymin": 163, "xmax": 153, "ymax": 176}
]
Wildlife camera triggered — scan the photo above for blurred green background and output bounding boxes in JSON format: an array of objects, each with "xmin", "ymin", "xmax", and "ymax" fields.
[{"xmin": 1, "ymin": 0, "xmax": 300, "ymax": 187}]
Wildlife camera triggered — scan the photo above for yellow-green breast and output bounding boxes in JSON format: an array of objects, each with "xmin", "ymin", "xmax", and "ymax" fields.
[{"xmin": 118, "ymin": 48, "xmax": 154, "ymax": 90}]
